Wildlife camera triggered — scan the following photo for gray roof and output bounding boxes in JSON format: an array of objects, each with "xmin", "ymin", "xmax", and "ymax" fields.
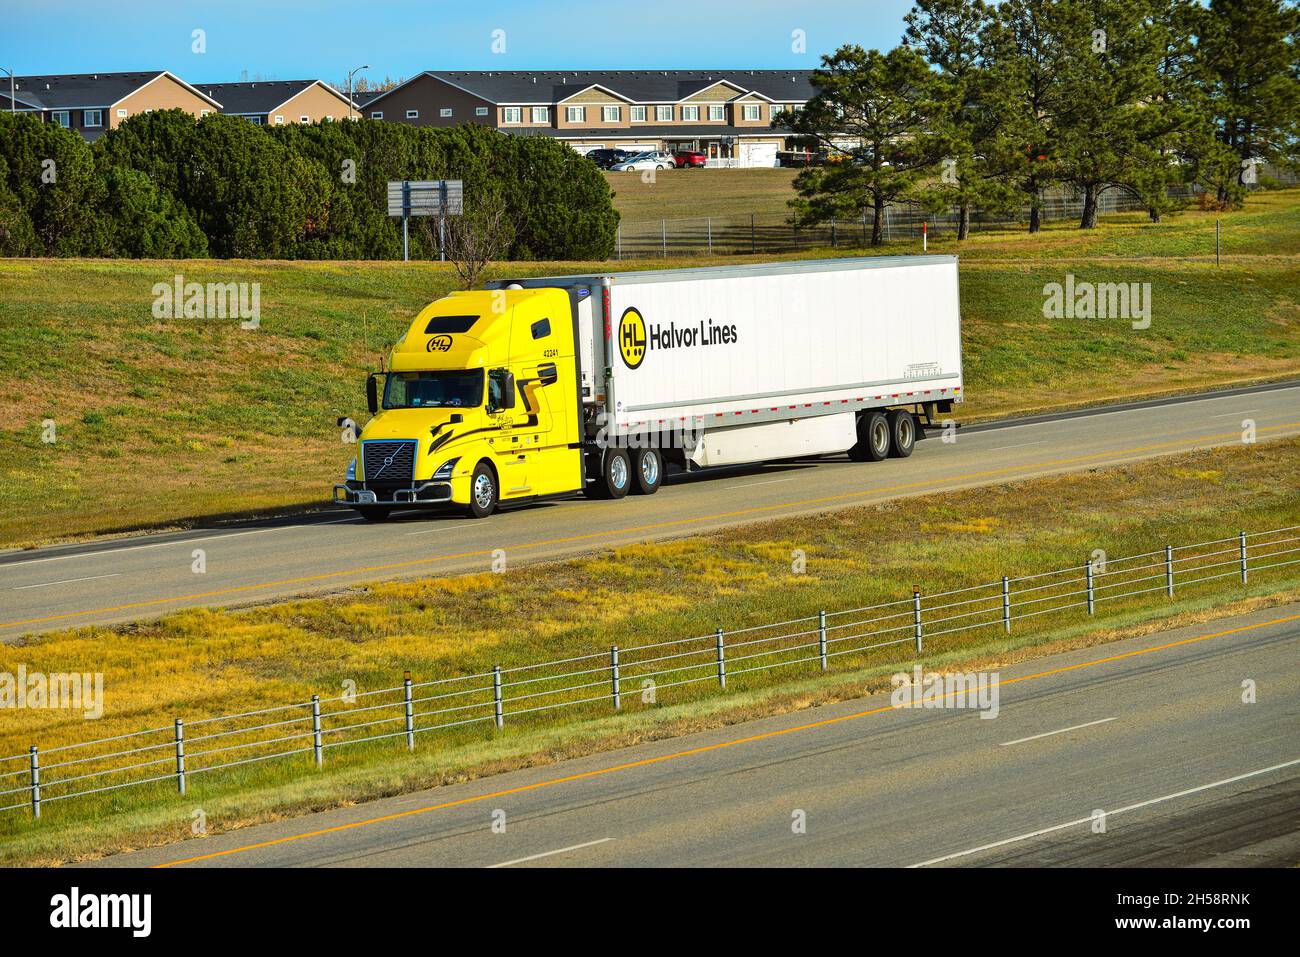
[
  {"xmin": 198, "ymin": 79, "xmax": 354, "ymax": 114},
  {"xmin": 507, "ymin": 124, "xmax": 792, "ymax": 140},
  {"xmin": 376, "ymin": 70, "xmax": 815, "ymax": 106},
  {"xmin": 8, "ymin": 71, "xmax": 221, "ymax": 110}
]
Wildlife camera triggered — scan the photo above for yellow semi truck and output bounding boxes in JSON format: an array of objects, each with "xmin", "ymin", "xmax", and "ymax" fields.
[{"xmin": 333, "ymin": 257, "xmax": 963, "ymax": 520}]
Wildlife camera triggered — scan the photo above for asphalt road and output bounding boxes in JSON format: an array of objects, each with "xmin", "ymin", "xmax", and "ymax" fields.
[
  {"xmin": 92, "ymin": 603, "xmax": 1300, "ymax": 868},
  {"xmin": 2, "ymin": 381, "xmax": 1298, "ymax": 640}
]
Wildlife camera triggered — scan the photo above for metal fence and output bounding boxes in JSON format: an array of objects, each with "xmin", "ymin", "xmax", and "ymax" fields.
[
  {"xmin": 614, "ymin": 185, "xmax": 1201, "ymax": 258},
  {"xmin": 2, "ymin": 524, "xmax": 1297, "ymax": 822}
]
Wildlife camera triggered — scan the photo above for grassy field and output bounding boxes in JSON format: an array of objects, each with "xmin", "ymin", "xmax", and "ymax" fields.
[
  {"xmin": 604, "ymin": 167, "xmax": 800, "ymax": 221},
  {"xmin": 0, "ymin": 189, "xmax": 1297, "ymax": 547},
  {"xmin": 0, "ymin": 437, "xmax": 1296, "ymax": 864}
]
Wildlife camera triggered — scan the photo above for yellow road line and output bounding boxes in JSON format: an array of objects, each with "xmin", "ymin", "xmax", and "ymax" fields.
[
  {"xmin": 153, "ymin": 610, "xmax": 1300, "ymax": 867},
  {"xmin": 5, "ymin": 421, "xmax": 1298, "ymax": 631}
]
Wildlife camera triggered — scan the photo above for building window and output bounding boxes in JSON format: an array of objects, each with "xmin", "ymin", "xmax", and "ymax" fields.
[
  {"xmin": 475, "ymin": 106, "xmax": 488, "ymax": 116},
  {"xmin": 406, "ymin": 109, "xmax": 418, "ymax": 119},
  {"xmin": 248, "ymin": 116, "xmax": 263, "ymax": 125},
  {"xmin": 743, "ymin": 103, "xmax": 762, "ymax": 121},
  {"xmin": 630, "ymin": 105, "xmax": 646, "ymax": 122},
  {"xmin": 440, "ymin": 107, "xmax": 453, "ymax": 117},
  {"xmin": 83, "ymin": 109, "xmax": 102, "ymax": 127},
  {"xmin": 565, "ymin": 105, "xmax": 586, "ymax": 123},
  {"xmin": 654, "ymin": 105, "xmax": 672, "ymax": 122},
  {"xmin": 531, "ymin": 106, "xmax": 549, "ymax": 123},
  {"xmin": 681, "ymin": 105, "xmax": 699, "ymax": 121},
  {"xmin": 300, "ymin": 115, "xmax": 310, "ymax": 124},
  {"xmin": 502, "ymin": 107, "xmax": 522, "ymax": 123},
  {"xmin": 601, "ymin": 105, "xmax": 620, "ymax": 122},
  {"xmin": 51, "ymin": 111, "xmax": 70, "ymax": 127},
  {"xmin": 274, "ymin": 115, "xmax": 284, "ymax": 125},
  {"xmin": 708, "ymin": 104, "xmax": 724, "ymax": 121},
  {"xmin": 116, "ymin": 108, "xmax": 128, "ymax": 118},
  {"xmin": 324, "ymin": 115, "xmax": 333, "ymax": 121},
  {"xmin": 371, "ymin": 111, "xmax": 383, "ymax": 119}
]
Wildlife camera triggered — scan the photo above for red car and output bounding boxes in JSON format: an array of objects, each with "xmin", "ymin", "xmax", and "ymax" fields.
[{"xmin": 672, "ymin": 150, "xmax": 707, "ymax": 168}]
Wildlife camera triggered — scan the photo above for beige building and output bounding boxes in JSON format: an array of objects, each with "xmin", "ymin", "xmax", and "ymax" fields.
[
  {"xmin": 362, "ymin": 70, "xmax": 814, "ymax": 163},
  {"xmin": 199, "ymin": 79, "xmax": 359, "ymax": 126},
  {"xmin": 1, "ymin": 71, "xmax": 222, "ymax": 140}
]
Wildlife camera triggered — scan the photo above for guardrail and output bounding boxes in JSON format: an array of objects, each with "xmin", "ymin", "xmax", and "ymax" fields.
[{"xmin": 2, "ymin": 524, "xmax": 1297, "ymax": 822}]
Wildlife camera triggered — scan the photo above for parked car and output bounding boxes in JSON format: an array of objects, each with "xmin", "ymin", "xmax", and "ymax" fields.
[
  {"xmin": 610, "ymin": 151, "xmax": 677, "ymax": 171},
  {"xmin": 672, "ymin": 150, "xmax": 707, "ymax": 168},
  {"xmin": 585, "ymin": 148, "xmax": 633, "ymax": 170}
]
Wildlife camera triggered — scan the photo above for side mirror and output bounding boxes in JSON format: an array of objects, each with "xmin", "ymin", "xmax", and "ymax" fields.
[
  {"xmin": 366, "ymin": 374, "xmax": 379, "ymax": 415},
  {"xmin": 488, "ymin": 369, "xmax": 516, "ymax": 412}
]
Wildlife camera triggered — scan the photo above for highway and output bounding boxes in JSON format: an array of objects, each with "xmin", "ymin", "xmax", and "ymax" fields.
[
  {"xmin": 2, "ymin": 381, "xmax": 1298, "ymax": 640},
  {"xmin": 90, "ymin": 603, "xmax": 1300, "ymax": 868}
]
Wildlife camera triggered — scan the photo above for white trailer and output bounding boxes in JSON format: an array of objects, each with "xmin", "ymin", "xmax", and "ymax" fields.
[{"xmin": 491, "ymin": 256, "xmax": 963, "ymax": 472}]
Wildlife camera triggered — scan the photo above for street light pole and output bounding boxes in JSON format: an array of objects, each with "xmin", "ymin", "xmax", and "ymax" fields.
[{"xmin": 346, "ymin": 64, "xmax": 369, "ymax": 121}]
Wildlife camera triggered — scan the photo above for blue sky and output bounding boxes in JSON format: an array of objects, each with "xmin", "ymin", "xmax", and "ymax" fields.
[{"xmin": 1, "ymin": 0, "xmax": 915, "ymax": 85}]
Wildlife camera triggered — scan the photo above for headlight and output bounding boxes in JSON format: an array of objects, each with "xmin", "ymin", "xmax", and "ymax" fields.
[
  {"xmin": 346, "ymin": 458, "xmax": 356, "ymax": 480},
  {"xmin": 433, "ymin": 457, "xmax": 459, "ymax": 480}
]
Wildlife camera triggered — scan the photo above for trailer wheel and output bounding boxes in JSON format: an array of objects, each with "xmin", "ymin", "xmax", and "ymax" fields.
[
  {"xmin": 356, "ymin": 506, "xmax": 391, "ymax": 522},
  {"xmin": 888, "ymin": 411, "xmax": 916, "ymax": 458},
  {"xmin": 850, "ymin": 411, "xmax": 891, "ymax": 462},
  {"xmin": 631, "ymin": 448, "xmax": 662, "ymax": 495},
  {"xmin": 466, "ymin": 461, "xmax": 498, "ymax": 518}
]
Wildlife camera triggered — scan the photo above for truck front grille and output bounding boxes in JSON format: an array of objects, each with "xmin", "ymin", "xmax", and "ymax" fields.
[{"xmin": 362, "ymin": 440, "xmax": 417, "ymax": 487}]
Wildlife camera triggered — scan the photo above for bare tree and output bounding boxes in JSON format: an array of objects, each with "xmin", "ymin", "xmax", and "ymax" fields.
[{"xmin": 436, "ymin": 192, "xmax": 515, "ymax": 289}]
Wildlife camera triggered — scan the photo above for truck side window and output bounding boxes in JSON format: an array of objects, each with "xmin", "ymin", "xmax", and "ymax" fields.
[
  {"xmin": 531, "ymin": 318, "xmax": 551, "ymax": 340},
  {"xmin": 488, "ymin": 376, "xmax": 504, "ymax": 410}
]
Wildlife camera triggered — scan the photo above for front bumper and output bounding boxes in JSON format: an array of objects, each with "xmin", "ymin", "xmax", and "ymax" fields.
[{"xmin": 332, "ymin": 481, "xmax": 454, "ymax": 507}]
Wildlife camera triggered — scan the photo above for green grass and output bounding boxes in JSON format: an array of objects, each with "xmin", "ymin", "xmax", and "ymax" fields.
[
  {"xmin": 0, "ymin": 437, "xmax": 1296, "ymax": 864},
  {"xmin": 605, "ymin": 167, "xmax": 801, "ymax": 221},
  {"xmin": 1, "ymin": 189, "xmax": 1297, "ymax": 547}
]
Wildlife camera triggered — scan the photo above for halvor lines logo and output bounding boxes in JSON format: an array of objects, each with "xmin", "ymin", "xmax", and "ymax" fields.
[
  {"xmin": 426, "ymin": 334, "xmax": 453, "ymax": 353},
  {"xmin": 618, "ymin": 308, "xmax": 647, "ymax": 369}
]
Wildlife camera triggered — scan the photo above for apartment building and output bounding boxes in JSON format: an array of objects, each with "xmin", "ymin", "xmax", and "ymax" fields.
[
  {"xmin": 199, "ymin": 79, "xmax": 359, "ymax": 125},
  {"xmin": 0, "ymin": 71, "xmax": 222, "ymax": 141},
  {"xmin": 361, "ymin": 70, "xmax": 814, "ymax": 163}
]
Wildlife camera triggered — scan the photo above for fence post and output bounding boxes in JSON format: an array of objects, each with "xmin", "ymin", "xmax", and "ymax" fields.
[
  {"xmin": 404, "ymin": 673, "xmax": 415, "ymax": 752},
  {"xmin": 1239, "ymin": 530, "xmax": 1248, "ymax": 585},
  {"xmin": 1001, "ymin": 576, "xmax": 1011, "ymax": 633},
  {"xmin": 610, "ymin": 645, "xmax": 621, "ymax": 711},
  {"xmin": 616, "ymin": 224, "xmax": 622, "ymax": 261},
  {"xmin": 174, "ymin": 718, "xmax": 186, "ymax": 796},
  {"xmin": 715, "ymin": 627, "xmax": 727, "ymax": 689},
  {"xmin": 1165, "ymin": 545, "xmax": 1174, "ymax": 598},
  {"xmin": 831, "ymin": 218, "xmax": 837, "ymax": 247},
  {"xmin": 707, "ymin": 217, "xmax": 713, "ymax": 254},
  {"xmin": 818, "ymin": 610, "xmax": 828, "ymax": 671},
  {"xmin": 493, "ymin": 665, "xmax": 504, "ymax": 728},
  {"xmin": 661, "ymin": 219, "xmax": 667, "ymax": 258},
  {"xmin": 311, "ymin": 695, "xmax": 323, "ymax": 768},
  {"xmin": 750, "ymin": 213, "xmax": 756, "ymax": 254},
  {"xmin": 1085, "ymin": 562, "xmax": 1095, "ymax": 616},
  {"xmin": 29, "ymin": 746, "xmax": 39, "ymax": 820},
  {"xmin": 913, "ymin": 589, "xmax": 923, "ymax": 655}
]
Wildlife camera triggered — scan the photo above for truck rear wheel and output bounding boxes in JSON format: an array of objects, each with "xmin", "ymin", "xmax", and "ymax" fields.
[
  {"xmin": 631, "ymin": 448, "xmax": 662, "ymax": 495},
  {"xmin": 849, "ymin": 411, "xmax": 891, "ymax": 462},
  {"xmin": 601, "ymin": 449, "xmax": 631, "ymax": 499},
  {"xmin": 888, "ymin": 411, "xmax": 916, "ymax": 458},
  {"xmin": 466, "ymin": 462, "xmax": 498, "ymax": 518}
]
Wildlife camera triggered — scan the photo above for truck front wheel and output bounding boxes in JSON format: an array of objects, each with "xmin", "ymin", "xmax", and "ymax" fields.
[
  {"xmin": 356, "ymin": 506, "xmax": 392, "ymax": 522},
  {"xmin": 631, "ymin": 448, "xmax": 663, "ymax": 495},
  {"xmin": 467, "ymin": 462, "xmax": 498, "ymax": 518}
]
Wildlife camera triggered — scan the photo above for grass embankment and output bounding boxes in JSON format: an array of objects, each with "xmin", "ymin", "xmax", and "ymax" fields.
[
  {"xmin": 1, "ymin": 189, "xmax": 1297, "ymax": 547},
  {"xmin": 0, "ymin": 438, "xmax": 1297, "ymax": 865}
]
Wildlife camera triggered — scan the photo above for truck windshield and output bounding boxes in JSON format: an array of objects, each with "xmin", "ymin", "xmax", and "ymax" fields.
[{"xmin": 383, "ymin": 371, "xmax": 483, "ymax": 410}]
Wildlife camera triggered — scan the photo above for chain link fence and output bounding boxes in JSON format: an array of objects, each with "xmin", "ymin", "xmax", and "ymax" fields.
[{"xmin": 615, "ymin": 185, "xmax": 1206, "ymax": 258}]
